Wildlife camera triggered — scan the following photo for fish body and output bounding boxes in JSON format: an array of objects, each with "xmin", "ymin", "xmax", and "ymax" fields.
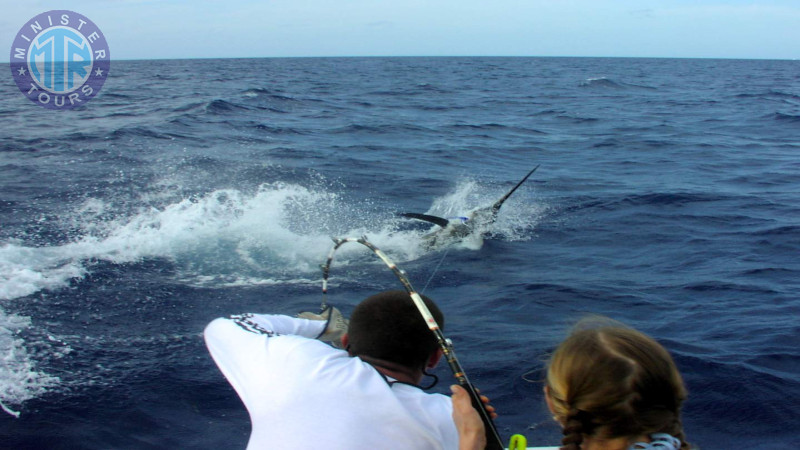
[{"xmin": 402, "ymin": 165, "xmax": 539, "ymax": 249}]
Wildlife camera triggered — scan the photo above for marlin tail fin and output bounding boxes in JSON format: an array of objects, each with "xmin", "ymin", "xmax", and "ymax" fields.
[{"xmin": 399, "ymin": 213, "xmax": 450, "ymax": 228}]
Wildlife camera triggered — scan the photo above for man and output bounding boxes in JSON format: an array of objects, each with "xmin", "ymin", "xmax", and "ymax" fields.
[{"xmin": 204, "ymin": 290, "xmax": 459, "ymax": 449}]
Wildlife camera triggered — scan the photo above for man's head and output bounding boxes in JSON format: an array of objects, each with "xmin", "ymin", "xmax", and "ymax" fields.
[{"xmin": 345, "ymin": 290, "xmax": 444, "ymax": 371}]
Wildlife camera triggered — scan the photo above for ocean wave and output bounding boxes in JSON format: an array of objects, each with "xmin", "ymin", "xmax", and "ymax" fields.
[
  {"xmin": 109, "ymin": 126, "xmax": 177, "ymax": 140},
  {"xmin": 330, "ymin": 123, "xmax": 434, "ymax": 134},
  {"xmin": 0, "ymin": 142, "xmax": 39, "ymax": 153},
  {"xmin": 573, "ymin": 192, "xmax": 729, "ymax": 211},
  {"xmin": 368, "ymin": 84, "xmax": 452, "ymax": 96},
  {"xmin": 238, "ymin": 89, "xmax": 318, "ymax": 114},
  {"xmin": 751, "ymin": 225, "xmax": 800, "ymax": 236},
  {"xmin": 530, "ymin": 109, "xmax": 598, "ymax": 123},
  {"xmin": 447, "ymin": 123, "xmax": 546, "ymax": 135},
  {"xmin": 735, "ymin": 90, "xmax": 800, "ymax": 101},
  {"xmin": 250, "ymin": 123, "xmax": 307, "ymax": 135},
  {"xmin": 744, "ymin": 352, "xmax": 800, "ymax": 379},
  {"xmin": 592, "ymin": 138, "xmax": 620, "ymax": 148},
  {"xmin": 520, "ymin": 282, "xmax": 599, "ymax": 302},
  {"xmin": 171, "ymin": 101, "xmax": 206, "ymax": 113},
  {"xmin": 2, "ymin": 137, "xmax": 46, "ymax": 148},
  {"xmin": 241, "ymin": 88, "xmax": 302, "ymax": 102},
  {"xmin": 241, "ymin": 88, "xmax": 274, "ymax": 97},
  {"xmin": 673, "ymin": 352, "xmax": 797, "ymax": 434},
  {"xmin": 99, "ymin": 92, "xmax": 133, "ymax": 100},
  {"xmin": 619, "ymin": 192, "xmax": 727, "ymax": 207},
  {"xmin": 740, "ymin": 267, "xmax": 797, "ymax": 276},
  {"xmin": 770, "ymin": 112, "xmax": 800, "ymax": 122},
  {"xmin": 680, "ymin": 280, "xmax": 778, "ymax": 294},
  {"xmin": 560, "ymin": 114, "xmax": 599, "ymax": 123},
  {"xmin": 531, "ymin": 109, "xmax": 564, "ymax": 116},
  {"xmin": 415, "ymin": 82, "xmax": 449, "ymax": 92},
  {"xmin": 203, "ymin": 99, "xmax": 253, "ymax": 115},
  {"xmin": 578, "ymin": 77, "xmax": 656, "ymax": 90}
]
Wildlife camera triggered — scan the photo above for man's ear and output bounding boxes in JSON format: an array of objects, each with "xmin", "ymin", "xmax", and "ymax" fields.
[
  {"xmin": 427, "ymin": 347, "xmax": 444, "ymax": 369},
  {"xmin": 341, "ymin": 334, "xmax": 351, "ymax": 354}
]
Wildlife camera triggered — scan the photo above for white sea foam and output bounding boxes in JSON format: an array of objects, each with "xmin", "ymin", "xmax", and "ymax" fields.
[
  {"xmin": 0, "ymin": 312, "xmax": 59, "ymax": 417},
  {"xmin": 0, "ymin": 183, "xmax": 408, "ymax": 302}
]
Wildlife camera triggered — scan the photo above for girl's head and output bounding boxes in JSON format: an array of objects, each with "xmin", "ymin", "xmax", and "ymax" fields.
[{"xmin": 545, "ymin": 319, "xmax": 689, "ymax": 450}]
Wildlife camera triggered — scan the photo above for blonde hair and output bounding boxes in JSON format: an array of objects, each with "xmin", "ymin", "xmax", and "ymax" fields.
[{"xmin": 546, "ymin": 319, "xmax": 689, "ymax": 450}]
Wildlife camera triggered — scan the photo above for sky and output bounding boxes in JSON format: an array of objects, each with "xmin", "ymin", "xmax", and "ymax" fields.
[{"xmin": 3, "ymin": 0, "xmax": 799, "ymax": 61}]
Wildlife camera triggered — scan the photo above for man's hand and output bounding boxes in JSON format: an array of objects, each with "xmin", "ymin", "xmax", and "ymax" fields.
[
  {"xmin": 297, "ymin": 306, "xmax": 349, "ymax": 346},
  {"xmin": 451, "ymin": 384, "xmax": 495, "ymax": 450}
]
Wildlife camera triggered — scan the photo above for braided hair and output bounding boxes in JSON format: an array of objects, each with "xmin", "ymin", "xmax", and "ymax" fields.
[{"xmin": 545, "ymin": 318, "xmax": 690, "ymax": 450}]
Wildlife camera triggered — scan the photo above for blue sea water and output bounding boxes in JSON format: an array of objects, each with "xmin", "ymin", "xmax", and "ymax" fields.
[{"xmin": 1, "ymin": 57, "xmax": 799, "ymax": 449}]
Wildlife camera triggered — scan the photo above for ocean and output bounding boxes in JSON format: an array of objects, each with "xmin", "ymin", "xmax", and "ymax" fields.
[{"xmin": 1, "ymin": 57, "xmax": 798, "ymax": 449}]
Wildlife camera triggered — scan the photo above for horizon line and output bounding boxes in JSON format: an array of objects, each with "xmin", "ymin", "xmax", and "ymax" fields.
[{"xmin": 3, "ymin": 54, "xmax": 798, "ymax": 64}]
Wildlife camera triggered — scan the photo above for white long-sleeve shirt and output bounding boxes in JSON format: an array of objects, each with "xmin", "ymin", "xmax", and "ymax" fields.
[{"xmin": 204, "ymin": 313, "xmax": 459, "ymax": 450}]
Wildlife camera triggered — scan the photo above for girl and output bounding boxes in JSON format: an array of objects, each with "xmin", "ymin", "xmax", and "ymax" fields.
[{"xmin": 452, "ymin": 319, "xmax": 690, "ymax": 450}]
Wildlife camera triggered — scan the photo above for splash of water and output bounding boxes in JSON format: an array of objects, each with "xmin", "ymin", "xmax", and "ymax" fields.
[{"xmin": 0, "ymin": 313, "xmax": 59, "ymax": 417}]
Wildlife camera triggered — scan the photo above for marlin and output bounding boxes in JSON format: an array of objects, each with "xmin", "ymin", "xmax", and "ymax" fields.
[{"xmin": 401, "ymin": 165, "xmax": 539, "ymax": 249}]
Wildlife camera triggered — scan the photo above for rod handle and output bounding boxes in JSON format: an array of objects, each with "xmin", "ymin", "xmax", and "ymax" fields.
[{"xmin": 461, "ymin": 380, "xmax": 504, "ymax": 450}]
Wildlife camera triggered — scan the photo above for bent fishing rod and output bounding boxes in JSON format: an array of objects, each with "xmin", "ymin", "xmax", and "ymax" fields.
[{"xmin": 321, "ymin": 236, "xmax": 504, "ymax": 450}]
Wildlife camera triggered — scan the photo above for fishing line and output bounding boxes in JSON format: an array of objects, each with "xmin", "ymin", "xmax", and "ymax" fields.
[
  {"xmin": 420, "ymin": 246, "xmax": 450, "ymax": 295},
  {"xmin": 320, "ymin": 236, "xmax": 504, "ymax": 450}
]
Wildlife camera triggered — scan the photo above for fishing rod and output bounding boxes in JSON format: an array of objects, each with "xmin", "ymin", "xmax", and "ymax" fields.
[{"xmin": 321, "ymin": 236, "xmax": 504, "ymax": 450}]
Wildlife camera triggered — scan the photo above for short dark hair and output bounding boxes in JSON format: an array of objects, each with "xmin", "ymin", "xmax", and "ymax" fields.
[{"xmin": 347, "ymin": 290, "xmax": 444, "ymax": 370}]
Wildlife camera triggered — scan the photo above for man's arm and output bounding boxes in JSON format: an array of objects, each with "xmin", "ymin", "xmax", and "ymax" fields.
[
  {"xmin": 203, "ymin": 314, "xmax": 328, "ymax": 404},
  {"xmin": 220, "ymin": 313, "xmax": 328, "ymax": 338}
]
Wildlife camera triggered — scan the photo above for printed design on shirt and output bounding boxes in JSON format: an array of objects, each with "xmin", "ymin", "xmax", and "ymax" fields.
[{"xmin": 230, "ymin": 314, "xmax": 277, "ymax": 337}]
